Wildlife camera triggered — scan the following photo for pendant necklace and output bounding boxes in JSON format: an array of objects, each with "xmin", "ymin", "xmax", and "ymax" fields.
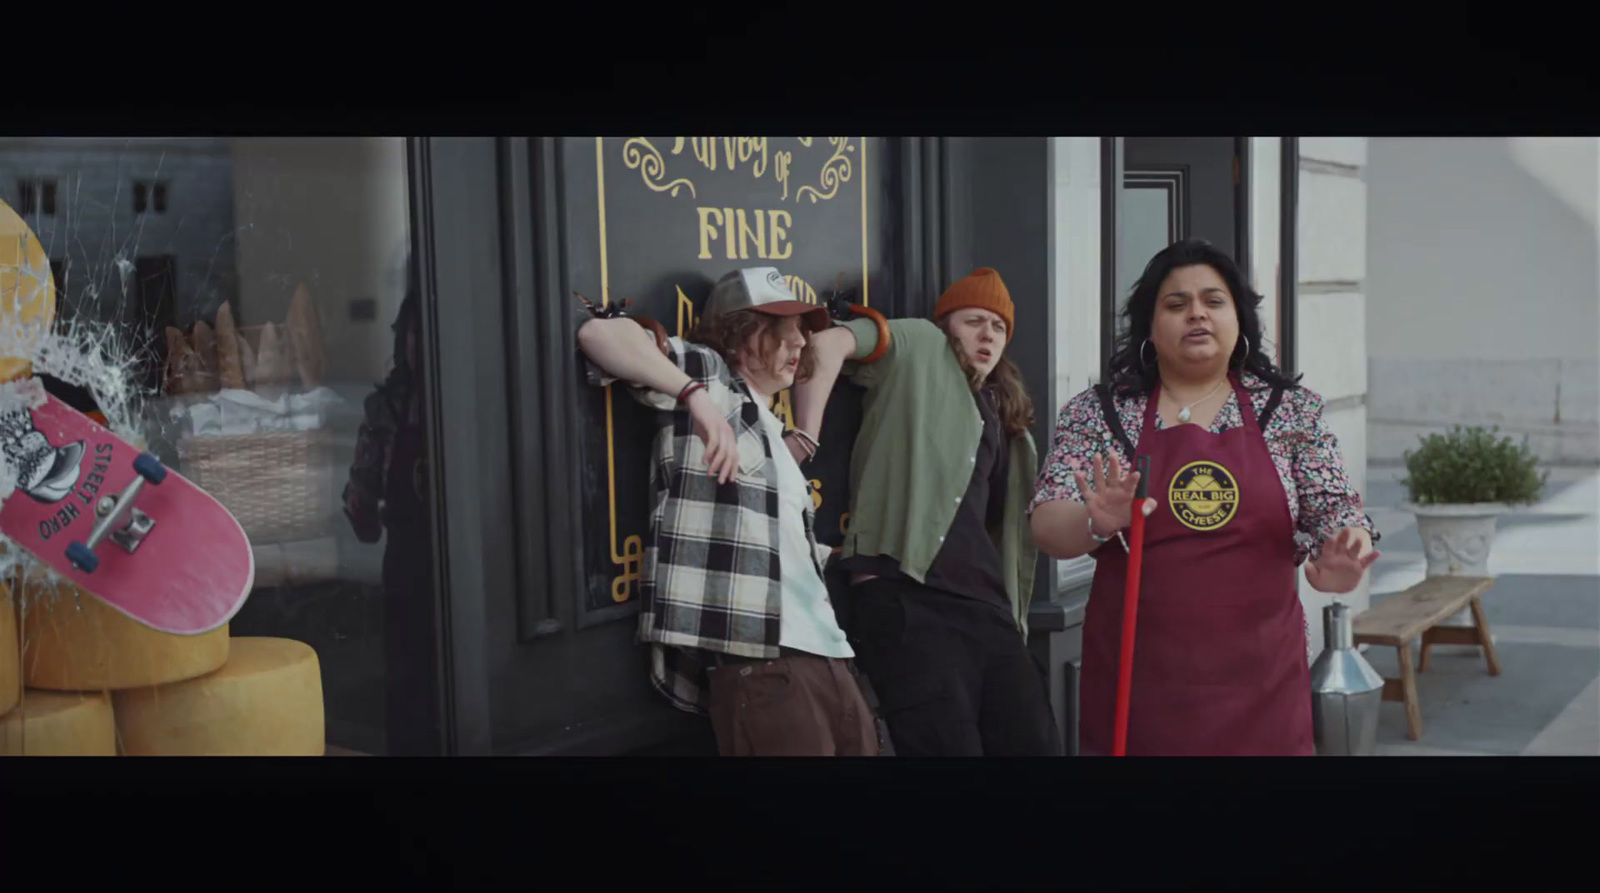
[{"xmin": 1167, "ymin": 378, "xmax": 1228, "ymax": 424}]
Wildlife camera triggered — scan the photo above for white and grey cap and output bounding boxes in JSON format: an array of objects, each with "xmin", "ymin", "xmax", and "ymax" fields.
[{"xmin": 703, "ymin": 267, "xmax": 830, "ymax": 331}]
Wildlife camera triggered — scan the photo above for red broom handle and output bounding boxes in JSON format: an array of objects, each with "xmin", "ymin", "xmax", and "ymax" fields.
[{"xmin": 1113, "ymin": 454, "xmax": 1151, "ymax": 757}]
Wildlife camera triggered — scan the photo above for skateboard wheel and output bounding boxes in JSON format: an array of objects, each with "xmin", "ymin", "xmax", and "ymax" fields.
[
  {"xmin": 134, "ymin": 452, "xmax": 168, "ymax": 484},
  {"xmin": 67, "ymin": 541, "xmax": 99, "ymax": 573}
]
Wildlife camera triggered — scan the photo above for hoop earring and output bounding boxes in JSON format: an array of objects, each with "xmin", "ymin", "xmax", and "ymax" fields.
[
  {"xmin": 1234, "ymin": 335, "xmax": 1251, "ymax": 368},
  {"xmin": 1140, "ymin": 339, "xmax": 1154, "ymax": 368}
]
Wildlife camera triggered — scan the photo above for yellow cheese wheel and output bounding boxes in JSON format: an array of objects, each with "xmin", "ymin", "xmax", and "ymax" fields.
[
  {"xmin": 0, "ymin": 197, "xmax": 57, "ymax": 381},
  {"xmin": 113, "ymin": 637, "xmax": 324, "ymax": 756},
  {"xmin": 19, "ymin": 572, "xmax": 229, "ymax": 691},
  {"xmin": 0, "ymin": 690, "xmax": 117, "ymax": 756},
  {"xmin": 1, "ymin": 584, "xmax": 19, "ymax": 716}
]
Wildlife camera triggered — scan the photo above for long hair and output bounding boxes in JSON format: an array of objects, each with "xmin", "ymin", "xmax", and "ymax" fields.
[
  {"xmin": 1107, "ymin": 238, "xmax": 1301, "ymax": 399},
  {"xmin": 378, "ymin": 278, "xmax": 422, "ymax": 423},
  {"xmin": 941, "ymin": 325, "xmax": 1035, "ymax": 439},
  {"xmin": 685, "ymin": 308, "xmax": 819, "ymax": 384}
]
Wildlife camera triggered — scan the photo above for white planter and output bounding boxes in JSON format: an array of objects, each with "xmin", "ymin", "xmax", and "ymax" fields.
[
  {"xmin": 1405, "ymin": 502, "xmax": 1506, "ymax": 577},
  {"xmin": 1403, "ymin": 502, "xmax": 1504, "ymax": 652}
]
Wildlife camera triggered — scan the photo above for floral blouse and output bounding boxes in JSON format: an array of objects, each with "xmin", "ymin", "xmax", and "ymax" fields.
[{"xmin": 1029, "ymin": 372, "xmax": 1379, "ymax": 565}]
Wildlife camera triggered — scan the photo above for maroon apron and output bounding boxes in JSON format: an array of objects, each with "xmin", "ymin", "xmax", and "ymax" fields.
[{"xmin": 1079, "ymin": 374, "xmax": 1312, "ymax": 756}]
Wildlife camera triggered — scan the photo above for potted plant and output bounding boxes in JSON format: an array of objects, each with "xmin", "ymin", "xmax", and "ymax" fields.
[{"xmin": 1401, "ymin": 425, "xmax": 1548, "ymax": 641}]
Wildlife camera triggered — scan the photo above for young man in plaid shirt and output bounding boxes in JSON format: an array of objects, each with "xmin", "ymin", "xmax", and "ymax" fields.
[{"xmin": 578, "ymin": 267, "xmax": 879, "ymax": 756}]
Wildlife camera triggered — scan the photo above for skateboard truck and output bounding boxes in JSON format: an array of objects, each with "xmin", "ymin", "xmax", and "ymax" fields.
[{"xmin": 66, "ymin": 453, "xmax": 167, "ymax": 574}]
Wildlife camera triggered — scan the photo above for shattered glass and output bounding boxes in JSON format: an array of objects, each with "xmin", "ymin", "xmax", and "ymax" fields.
[{"xmin": 0, "ymin": 138, "xmax": 432, "ymax": 756}]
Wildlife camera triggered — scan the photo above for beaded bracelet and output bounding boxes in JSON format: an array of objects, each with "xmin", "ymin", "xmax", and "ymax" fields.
[{"xmin": 676, "ymin": 381, "xmax": 705, "ymax": 404}]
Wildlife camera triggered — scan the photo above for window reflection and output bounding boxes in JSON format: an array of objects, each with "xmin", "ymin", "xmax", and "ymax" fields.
[{"xmin": 0, "ymin": 138, "xmax": 436, "ymax": 756}]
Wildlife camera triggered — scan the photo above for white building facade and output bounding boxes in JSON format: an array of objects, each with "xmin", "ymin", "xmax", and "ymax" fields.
[{"xmin": 1366, "ymin": 137, "xmax": 1599, "ymax": 467}]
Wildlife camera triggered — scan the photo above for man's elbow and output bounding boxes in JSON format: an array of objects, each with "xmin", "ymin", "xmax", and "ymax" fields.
[
  {"xmin": 811, "ymin": 327, "xmax": 857, "ymax": 364},
  {"xmin": 577, "ymin": 317, "xmax": 621, "ymax": 356}
]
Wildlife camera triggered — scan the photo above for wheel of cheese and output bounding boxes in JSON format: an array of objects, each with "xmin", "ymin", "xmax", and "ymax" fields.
[
  {"xmin": 19, "ymin": 573, "xmax": 230, "ymax": 691},
  {"xmin": 113, "ymin": 637, "xmax": 324, "ymax": 756},
  {"xmin": 1, "ymin": 584, "xmax": 19, "ymax": 717},
  {"xmin": 0, "ymin": 690, "xmax": 117, "ymax": 756},
  {"xmin": 0, "ymin": 196, "xmax": 58, "ymax": 381}
]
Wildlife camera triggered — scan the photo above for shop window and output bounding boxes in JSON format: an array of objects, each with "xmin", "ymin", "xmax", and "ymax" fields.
[
  {"xmin": 16, "ymin": 179, "xmax": 36, "ymax": 215},
  {"xmin": 2, "ymin": 138, "xmax": 434, "ymax": 757}
]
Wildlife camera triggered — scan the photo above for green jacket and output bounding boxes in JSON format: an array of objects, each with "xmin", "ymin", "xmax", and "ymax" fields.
[{"xmin": 836, "ymin": 316, "xmax": 1040, "ymax": 637}]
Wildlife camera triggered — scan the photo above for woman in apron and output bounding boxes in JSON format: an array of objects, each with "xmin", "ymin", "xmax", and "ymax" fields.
[{"xmin": 1028, "ymin": 239, "xmax": 1381, "ymax": 756}]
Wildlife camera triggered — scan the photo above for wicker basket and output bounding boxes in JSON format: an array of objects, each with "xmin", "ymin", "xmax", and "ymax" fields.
[{"xmin": 177, "ymin": 429, "xmax": 335, "ymax": 545}]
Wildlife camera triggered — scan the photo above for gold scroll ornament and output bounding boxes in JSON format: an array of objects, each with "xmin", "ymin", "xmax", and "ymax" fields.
[{"xmin": 795, "ymin": 138, "xmax": 855, "ymax": 204}]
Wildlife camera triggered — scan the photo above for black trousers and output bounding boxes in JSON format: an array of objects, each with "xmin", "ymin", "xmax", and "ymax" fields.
[{"xmin": 845, "ymin": 577, "xmax": 1062, "ymax": 756}]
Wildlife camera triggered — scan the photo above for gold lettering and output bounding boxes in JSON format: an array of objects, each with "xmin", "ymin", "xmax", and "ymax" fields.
[
  {"xmin": 696, "ymin": 207, "xmax": 725, "ymax": 260},
  {"xmin": 736, "ymin": 209, "xmax": 766, "ymax": 260},
  {"xmin": 808, "ymin": 477, "xmax": 823, "ymax": 511},
  {"xmin": 697, "ymin": 206, "xmax": 793, "ymax": 261},
  {"xmin": 741, "ymin": 138, "xmax": 769, "ymax": 178},
  {"xmin": 775, "ymin": 151, "xmax": 792, "ymax": 200},
  {"xmin": 783, "ymin": 275, "xmax": 817, "ymax": 304},
  {"xmin": 771, "ymin": 389, "xmax": 795, "ymax": 429},
  {"xmin": 670, "ymin": 137, "xmax": 786, "ymax": 194},
  {"xmin": 768, "ymin": 210, "xmax": 793, "ymax": 259},
  {"xmin": 692, "ymin": 137, "xmax": 718, "ymax": 170},
  {"xmin": 676, "ymin": 285, "xmax": 699, "ymax": 337}
]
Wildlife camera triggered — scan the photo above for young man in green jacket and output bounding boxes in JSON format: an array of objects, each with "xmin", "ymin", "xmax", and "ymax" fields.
[{"xmin": 792, "ymin": 268, "xmax": 1062, "ymax": 756}]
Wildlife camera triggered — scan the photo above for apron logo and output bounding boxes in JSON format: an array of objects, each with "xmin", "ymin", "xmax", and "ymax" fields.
[{"xmin": 1168, "ymin": 460, "xmax": 1240, "ymax": 532}]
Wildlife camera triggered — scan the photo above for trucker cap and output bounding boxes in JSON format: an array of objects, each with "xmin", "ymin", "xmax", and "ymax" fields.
[{"xmin": 703, "ymin": 267, "xmax": 830, "ymax": 332}]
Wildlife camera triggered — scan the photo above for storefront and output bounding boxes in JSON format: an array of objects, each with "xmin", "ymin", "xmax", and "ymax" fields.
[{"xmin": 0, "ymin": 136, "xmax": 1298, "ymax": 755}]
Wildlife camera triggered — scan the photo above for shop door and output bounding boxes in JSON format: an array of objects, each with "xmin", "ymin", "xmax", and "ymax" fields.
[
  {"xmin": 1113, "ymin": 138, "xmax": 1248, "ymax": 347},
  {"xmin": 492, "ymin": 138, "xmax": 899, "ymax": 753}
]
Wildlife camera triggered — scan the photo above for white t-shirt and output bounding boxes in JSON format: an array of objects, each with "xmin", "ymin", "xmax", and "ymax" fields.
[{"xmin": 757, "ymin": 401, "xmax": 853, "ymax": 659}]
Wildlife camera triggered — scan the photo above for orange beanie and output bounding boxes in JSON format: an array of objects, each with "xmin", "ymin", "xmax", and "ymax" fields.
[{"xmin": 933, "ymin": 267, "xmax": 1015, "ymax": 342}]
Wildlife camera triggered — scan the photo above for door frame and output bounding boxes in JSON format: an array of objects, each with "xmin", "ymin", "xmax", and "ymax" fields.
[
  {"xmin": 407, "ymin": 137, "xmax": 499, "ymax": 756},
  {"xmin": 1100, "ymin": 136, "xmax": 1265, "ymax": 384},
  {"xmin": 1277, "ymin": 137, "xmax": 1299, "ymax": 378}
]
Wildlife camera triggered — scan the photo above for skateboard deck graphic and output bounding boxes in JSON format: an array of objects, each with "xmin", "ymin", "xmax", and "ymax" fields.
[{"xmin": 0, "ymin": 392, "xmax": 254, "ymax": 635}]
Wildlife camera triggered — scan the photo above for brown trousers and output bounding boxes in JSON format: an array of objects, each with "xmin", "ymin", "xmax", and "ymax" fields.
[{"xmin": 706, "ymin": 653, "xmax": 880, "ymax": 756}]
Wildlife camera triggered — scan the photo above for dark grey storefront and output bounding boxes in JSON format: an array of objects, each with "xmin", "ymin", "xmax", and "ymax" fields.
[
  {"xmin": 401, "ymin": 137, "xmax": 1060, "ymax": 755},
  {"xmin": 407, "ymin": 136, "xmax": 1297, "ymax": 755}
]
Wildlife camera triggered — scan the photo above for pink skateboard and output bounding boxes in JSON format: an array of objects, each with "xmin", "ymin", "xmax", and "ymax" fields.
[{"xmin": 0, "ymin": 391, "xmax": 254, "ymax": 635}]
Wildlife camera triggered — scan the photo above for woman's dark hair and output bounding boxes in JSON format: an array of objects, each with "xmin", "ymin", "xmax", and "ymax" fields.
[
  {"xmin": 376, "ymin": 271, "xmax": 422, "ymax": 421},
  {"xmin": 1107, "ymin": 238, "xmax": 1301, "ymax": 398}
]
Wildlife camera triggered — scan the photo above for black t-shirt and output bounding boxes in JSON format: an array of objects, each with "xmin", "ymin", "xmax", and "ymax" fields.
[{"xmin": 840, "ymin": 386, "xmax": 1010, "ymax": 610}]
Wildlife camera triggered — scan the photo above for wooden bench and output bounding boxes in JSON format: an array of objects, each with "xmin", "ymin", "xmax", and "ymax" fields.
[{"xmin": 1352, "ymin": 576, "xmax": 1502, "ymax": 741}]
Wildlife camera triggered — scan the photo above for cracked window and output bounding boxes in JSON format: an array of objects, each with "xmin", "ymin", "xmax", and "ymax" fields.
[
  {"xmin": 16, "ymin": 180, "xmax": 36, "ymax": 215},
  {"xmin": 0, "ymin": 138, "xmax": 435, "ymax": 757}
]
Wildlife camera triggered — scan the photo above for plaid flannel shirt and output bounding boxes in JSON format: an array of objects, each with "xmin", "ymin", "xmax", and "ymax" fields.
[{"xmin": 585, "ymin": 336, "xmax": 832, "ymax": 716}]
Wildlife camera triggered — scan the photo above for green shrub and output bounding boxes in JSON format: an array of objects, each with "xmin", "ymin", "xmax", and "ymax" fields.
[{"xmin": 1402, "ymin": 425, "xmax": 1548, "ymax": 505}]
